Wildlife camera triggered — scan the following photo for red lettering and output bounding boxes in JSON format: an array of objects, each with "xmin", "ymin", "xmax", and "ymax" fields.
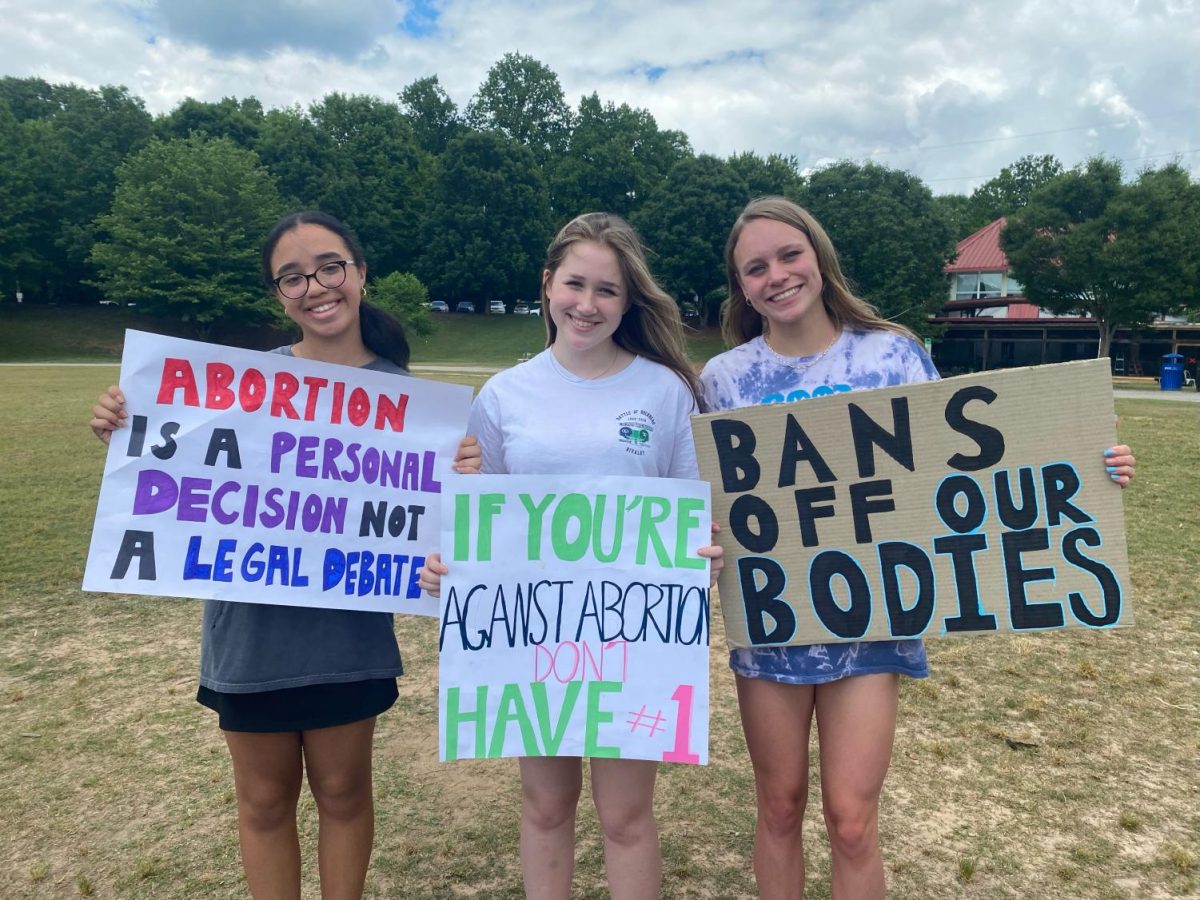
[
  {"xmin": 302, "ymin": 376, "xmax": 327, "ymax": 421},
  {"xmin": 205, "ymin": 362, "xmax": 236, "ymax": 409},
  {"xmin": 348, "ymin": 387, "xmax": 370, "ymax": 427},
  {"xmin": 156, "ymin": 358, "xmax": 199, "ymax": 406},
  {"xmin": 331, "ymin": 382, "xmax": 345, "ymax": 424},
  {"xmin": 374, "ymin": 393, "xmax": 409, "ymax": 432},
  {"xmin": 239, "ymin": 368, "xmax": 267, "ymax": 412},
  {"xmin": 270, "ymin": 371, "xmax": 301, "ymax": 419}
]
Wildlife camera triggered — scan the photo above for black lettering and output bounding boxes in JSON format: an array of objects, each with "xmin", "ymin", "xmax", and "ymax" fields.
[
  {"xmin": 778, "ymin": 413, "xmax": 836, "ymax": 486},
  {"xmin": 729, "ymin": 494, "xmax": 779, "ymax": 553},
  {"xmin": 110, "ymin": 529, "xmax": 156, "ymax": 580},
  {"xmin": 793, "ymin": 486, "xmax": 836, "ymax": 547},
  {"xmin": 933, "ymin": 533, "xmax": 998, "ymax": 632},
  {"xmin": 945, "ymin": 386, "xmax": 1004, "ymax": 471},
  {"xmin": 936, "ymin": 475, "xmax": 987, "ymax": 534},
  {"xmin": 994, "ymin": 467, "xmax": 1037, "ymax": 530},
  {"xmin": 849, "ymin": 398, "xmax": 914, "ymax": 478},
  {"xmin": 809, "ymin": 550, "xmax": 871, "ymax": 639},
  {"xmin": 126, "ymin": 414, "xmax": 148, "ymax": 457},
  {"xmin": 849, "ymin": 479, "xmax": 895, "ymax": 544},
  {"xmin": 1042, "ymin": 463, "xmax": 1092, "ymax": 527},
  {"xmin": 1002, "ymin": 529, "xmax": 1063, "ymax": 630},
  {"xmin": 1062, "ymin": 527, "xmax": 1122, "ymax": 627},
  {"xmin": 151, "ymin": 421, "xmax": 180, "ymax": 461},
  {"xmin": 879, "ymin": 542, "xmax": 935, "ymax": 637},
  {"xmin": 710, "ymin": 419, "xmax": 760, "ymax": 492},
  {"xmin": 204, "ymin": 428, "xmax": 242, "ymax": 468},
  {"xmin": 737, "ymin": 557, "xmax": 796, "ymax": 644}
]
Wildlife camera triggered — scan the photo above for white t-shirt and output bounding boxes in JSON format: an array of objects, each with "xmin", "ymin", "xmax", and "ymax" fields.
[{"xmin": 468, "ymin": 349, "xmax": 699, "ymax": 479}]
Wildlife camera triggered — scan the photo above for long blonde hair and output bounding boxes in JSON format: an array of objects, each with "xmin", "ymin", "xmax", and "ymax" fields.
[
  {"xmin": 542, "ymin": 212, "xmax": 700, "ymax": 404},
  {"xmin": 721, "ymin": 196, "xmax": 916, "ymax": 347}
]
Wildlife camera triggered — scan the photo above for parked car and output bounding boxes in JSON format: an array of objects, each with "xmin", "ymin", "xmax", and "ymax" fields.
[
  {"xmin": 455, "ymin": 301, "xmax": 475, "ymax": 314},
  {"xmin": 488, "ymin": 300, "xmax": 506, "ymax": 315},
  {"xmin": 429, "ymin": 300, "xmax": 450, "ymax": 313},
  {"xmin": 528, "ymin": 304, "xmax": 542, "ymax": 317},
  {"xmin": 513, "ymin": 302, "xmax": 530, "ymax": 315}
]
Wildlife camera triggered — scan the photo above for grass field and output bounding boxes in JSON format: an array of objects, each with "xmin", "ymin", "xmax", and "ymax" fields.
[
  {"xmin": 0, "ymin": 306, "xmax": 723, "ymax": 367},
  {"xmin": 1, "ymin": 355, "xmax": 1197, "ymax": 897}
]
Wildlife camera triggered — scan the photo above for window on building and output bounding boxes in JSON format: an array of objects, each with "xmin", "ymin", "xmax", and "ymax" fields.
[{"xmin": 955, "ymin": 272, "xmax": 1005, "ymax": 299}]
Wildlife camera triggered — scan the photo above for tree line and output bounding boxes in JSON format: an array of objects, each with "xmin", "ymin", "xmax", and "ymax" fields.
[{"xmin": 1, "ymin": 54, "xmax": 1196, "ymax": 347}]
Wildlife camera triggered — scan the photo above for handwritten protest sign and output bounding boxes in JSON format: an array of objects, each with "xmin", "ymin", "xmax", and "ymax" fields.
[
  {"xmin": 438, "ymin": 475, "xmax": 712, "ymax": 763},
  {"xmin": 692, "ymin": 359, "xmax": 1131, "ymax": 648},
  {"xmin": 83, "ymin": 329, "xmax": 471, "ymax": 615}
]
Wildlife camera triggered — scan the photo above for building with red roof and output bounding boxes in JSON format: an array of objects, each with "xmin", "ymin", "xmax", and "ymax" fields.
[{"xmin": 929, "ymin": 218, "xmax": 1200, "ymax": 378}]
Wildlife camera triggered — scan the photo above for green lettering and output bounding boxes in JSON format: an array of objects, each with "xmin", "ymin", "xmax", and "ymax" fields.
[
  {"xmin": 551, "ymin": 493, "xmax": 593, "ymax": 561},
  {"xmin": 489, "ymin": 683, "xmax": 540, "ymax": 757},
  {"xmin": 636, "ymin": 496, "xmax": 672, "ymax": 567},
  {"xmin": 476, "ymin": 493, "xmax": 506, "ymax": 561},
  {"xmin": 530, "ymin": 681, "xmax": 582, "ymax": 756},
  {"xmin": 674, "ymin": 497, "xmax": 706, "ymax": 570},
  {"xmin": 520, "ymin": 493, "xmax": 556, "ymax": 560},
  {"xmin": 584, "ymin": 680, "xmax": 622, "ymax": 758},
  {"xmin": 444, "ymin": 685, "xmax": 488, "ymax": 760},
  {"xmin": 590, "ymin": 494, "xmax": 625, "ymax": 563},
  {"xmin": 452, "ymin": 493, "xmax": 470, "ymax": 561}
]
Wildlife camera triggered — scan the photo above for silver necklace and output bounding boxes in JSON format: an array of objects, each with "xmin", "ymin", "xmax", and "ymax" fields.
[
  {"xmin": 553, "ymin": 345, "xmax": 622, "ymax": 381},
  {"xmin": 763, "ymin": 331, "xmax": 839, "ymax": 374}
]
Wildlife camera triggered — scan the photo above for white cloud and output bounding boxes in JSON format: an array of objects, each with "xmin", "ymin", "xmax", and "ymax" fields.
[{"xmin": 0, "ymin": 0, "xmax": 1195, "ymax": 193}]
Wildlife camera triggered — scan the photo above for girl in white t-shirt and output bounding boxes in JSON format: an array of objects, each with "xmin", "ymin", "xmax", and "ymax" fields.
[{"xmin": 421, "ymin": 212, "xmax": 722, "ymax": 899}]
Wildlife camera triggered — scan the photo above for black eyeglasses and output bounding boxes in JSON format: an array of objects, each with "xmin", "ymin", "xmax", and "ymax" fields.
[{"xmin": 272, "ymin": 260, "xmax": 357, "ymax": 300}]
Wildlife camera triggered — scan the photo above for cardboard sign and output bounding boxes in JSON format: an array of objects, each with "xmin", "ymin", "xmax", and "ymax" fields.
[
  {"xmin": 691, "ymin": 359, "xmax": 1131, "ymax": 648},
  {"xmin": 438, "ymin": 474, "xmax": 712, "ymax": 763},
  {"xmin": 83, "ymin": 329, "xmax": 471, "ymax": 615}
]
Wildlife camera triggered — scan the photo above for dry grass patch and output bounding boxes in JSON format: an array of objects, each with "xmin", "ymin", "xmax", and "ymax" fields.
[{"xmin": 1, "ymin": 370, "xmax": 1197, "ymax": 898}]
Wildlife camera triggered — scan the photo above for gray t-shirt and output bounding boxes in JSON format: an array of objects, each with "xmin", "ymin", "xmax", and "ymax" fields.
[{"xmin": 198, "ymin": 349, "xmax": 407, "ymax": 692}]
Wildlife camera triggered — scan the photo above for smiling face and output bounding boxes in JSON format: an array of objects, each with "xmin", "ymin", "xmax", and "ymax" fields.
[
  {"xmin": 544, "ymin": 240, "xmax": 629, "ymax": 360},
  {"xmin": 733, "ymin": 217, "xmax": 831, "ymax": 338},
  {"xmin": 269, "ymin": 222, "xmax": 366, "ymax": 341}
]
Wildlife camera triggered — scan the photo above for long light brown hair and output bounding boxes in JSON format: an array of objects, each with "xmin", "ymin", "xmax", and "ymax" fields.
[
  {"xmin": 721, "ymin": 196, "xmax": 916, "ymax": 347},
  {"xmin": 542, "ymin": 212, "xmax": 699, "ymax": 404}
]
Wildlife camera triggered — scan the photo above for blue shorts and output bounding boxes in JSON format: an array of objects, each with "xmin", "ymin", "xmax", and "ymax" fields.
[{"xmin": 730, "ymin": 639, "xmax": 929, "ymax": 685}]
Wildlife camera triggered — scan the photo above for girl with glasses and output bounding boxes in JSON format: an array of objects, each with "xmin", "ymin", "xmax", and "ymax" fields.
[{"xmin": 89, "ymin": 210, "xmax": 480, "ymax": 899}]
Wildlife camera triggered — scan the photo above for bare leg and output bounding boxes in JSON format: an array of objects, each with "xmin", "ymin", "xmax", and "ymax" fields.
[
  {"xmin": 303, "ymin": 717, "xmax": 378, "ymax": 900},
  {"xmin": 590, "ymin": 758, "xmax": 661, "ymax": 899},
  {"xmin": 814, "ymin": 673, "xmax": 899, "ymax": 900},
  {"xmin": 735, "ymin": 675, "xmax": 816, "ymax": 900},
  {"xmin": 518, "ymin": 756, "xmax": 583, "ymax": 900},
  {"xmin": 224, "ymin": 730, "xmax": 304, "ymax": 900}
]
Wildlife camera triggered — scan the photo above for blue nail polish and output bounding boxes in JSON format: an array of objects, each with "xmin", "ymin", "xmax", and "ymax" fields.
[
  {"xmin": 1104, "ymin": 449, "xmax": 1115, "ymax": 457},
  {"xmin": 1106, "ymin": 466, "xmax": 1116, "ymax": 473},
  {"xmin": 1110, "ymin": 473, "xmax": 1121, "ymax": 482}
]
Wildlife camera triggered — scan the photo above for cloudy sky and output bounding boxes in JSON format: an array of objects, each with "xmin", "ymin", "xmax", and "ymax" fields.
[{"xmin": 3, "ymin": 0, "xmax": 1197, "ymax": 194}]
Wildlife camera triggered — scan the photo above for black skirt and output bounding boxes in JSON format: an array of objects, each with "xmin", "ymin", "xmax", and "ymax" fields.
[{"xmin": 196, "ymin": 678, "xmax": 399, "ymax": 733}]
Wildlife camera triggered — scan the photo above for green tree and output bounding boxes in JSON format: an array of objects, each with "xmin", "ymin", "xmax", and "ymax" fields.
[
  {"xmin": 726, "ymin": 151, "xmax": 803, "ymax": 199},
  {"xmin": 1002, "ymin": 158, "xmax": 1200, "ymax": 357},
  {"xmin": 634, "ymin": 155, "xmax": 749, "ymax": 321},
  {"xmin": 550, "ymin": 93, "xmax": 691, "ymax": 221},
  {"xmin": 370, "ymin": 272, "xmax": 435, "ymax": 337},
  {"xmin": 799, "ymin": 161, "xmax": 956, "ymax": 333},
  {"xmin": 465, "ymin": 53, "xmax": 573, "ymax": 164},
  {"xmin": 90, "ymin": 136, "xmax": 284, "ymax": 334},
  {"xmin": 971, "ymin": 154, "xmax": 1064, "ymax": 222},
  {"xmin": 399, "ymin": 75, "xmax": 461, "ymax": 155},
  {"xmin": 157, "ymin": 96, "xmax": 265, "ymax": 148},
  {"xmin": 0, "ymin": 80, "xmax": 154, "ymax": 303},
  {"xmin": 306, "ymin": 93, "xmax": 429, "ymax": 277},
  {"xmin": 255, "ymin": 105, "xmax": 341, "ymax": 208},
  {"xmin": 416, "ymin": 131, "xmax": 552, "ymax": 307},
  {"xmin": 0, "ymin": 101, "xmax": 40, "ymax": 298},
  {"xmin": 933, "ymin": 193, "xmax": 983, "ymax": 241}
]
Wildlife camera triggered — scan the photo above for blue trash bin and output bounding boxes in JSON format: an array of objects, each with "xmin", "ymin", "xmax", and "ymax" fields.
[{"xmin": 1160, "ymin": 353, "xmax": 1184, "ymax": 391}]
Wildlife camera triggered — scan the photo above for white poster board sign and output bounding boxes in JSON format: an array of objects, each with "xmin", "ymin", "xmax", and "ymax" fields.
[
  {"xmin": 83, "ymin": 329, "xmax": 471, "ymax": 615},
  {"xmin": 438, "ymin": 474, "xmax": 712, "ymax": 763}
]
